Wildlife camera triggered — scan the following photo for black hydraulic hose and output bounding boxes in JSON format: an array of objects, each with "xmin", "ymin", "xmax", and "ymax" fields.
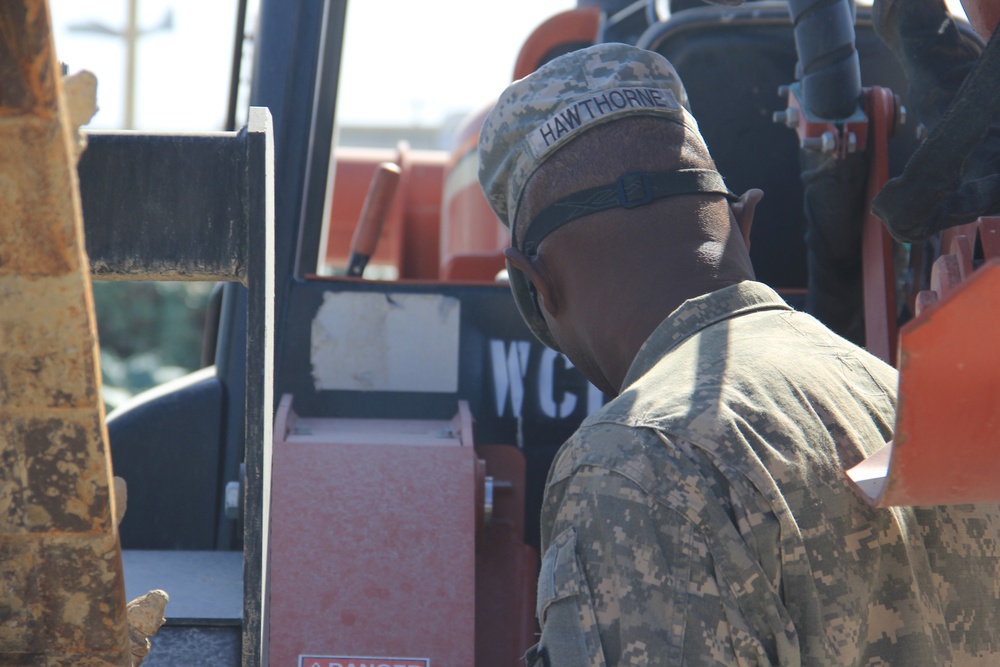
[
  {"xmin": 788, "ymin": 1, "xmax": 868, "ymax": 345},
  {"xmin": 788, "ymin": 0, "xmax": 862, "ymax": 119}
]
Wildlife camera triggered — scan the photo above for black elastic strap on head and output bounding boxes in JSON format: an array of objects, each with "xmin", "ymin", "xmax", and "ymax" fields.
[{"xmin": 519, "ymin": 168, "xmax": 738, "ymax": 255}]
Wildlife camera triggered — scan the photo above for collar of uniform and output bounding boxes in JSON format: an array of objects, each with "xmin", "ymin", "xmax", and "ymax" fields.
[{"xmin": 620, "ymin": 281, "xmax": 792, "ymax": 391}]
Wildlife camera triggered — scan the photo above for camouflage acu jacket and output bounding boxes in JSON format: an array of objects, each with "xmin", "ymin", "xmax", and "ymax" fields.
[{"xmin": 530, "ymin": 281, "xmax": 1000, "ymax": 666}]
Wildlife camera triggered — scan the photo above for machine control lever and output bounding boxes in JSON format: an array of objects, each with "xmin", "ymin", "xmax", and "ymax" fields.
[{"xmin": 346, "ymin": 161, "xmax": 402, "ymax": 277}]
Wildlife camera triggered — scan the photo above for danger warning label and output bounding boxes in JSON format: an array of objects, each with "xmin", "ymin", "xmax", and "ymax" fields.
[{"xmin": 299, "ymin": 657, "xmax": 429, "ymax": 667}]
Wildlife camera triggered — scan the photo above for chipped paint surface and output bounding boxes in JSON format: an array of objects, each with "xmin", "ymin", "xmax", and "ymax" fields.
[
  {"xmin": 311, "ymin": 291, "xmax": 461, "ymax": 393},
  {"xmin": 0, "ymin": 1, "xmax": 130, "ymax": 665},
  {"xmin": 126, "ymin": 590, "xmax": 168, "ymax": 666}
]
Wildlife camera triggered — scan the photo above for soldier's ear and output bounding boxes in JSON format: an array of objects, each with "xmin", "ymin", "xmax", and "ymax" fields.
[
  {"xmin": 730, "ymin": 188, "xmax": 763, "ymax": 250},
  {"xmin": 504, "ymin": 246, "xmax": 559, "ymax": 317}
]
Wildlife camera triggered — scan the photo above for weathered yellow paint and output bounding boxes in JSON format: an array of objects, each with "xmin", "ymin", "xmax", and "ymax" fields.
[{"xmin": 0, "ymin": 1, "xmax": 131, "ymax": 665}]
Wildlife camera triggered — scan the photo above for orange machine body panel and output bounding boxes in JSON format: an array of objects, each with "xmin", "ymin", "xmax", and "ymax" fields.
[
  {"xmin": 847, "ymin": 258, "xmax": 1000, "ymax": 506},
  {"xmin": 436, "ymin": 7, "xmax": 600, "ymax": 283},
  {"xmin": 512, "ymin": 6, "xmax": 601, "ymax": 81},
  {"xmin": 328, "ymin": 8, "xmax": 601, "ymax": 284},
  {"xmin": 440, "ymin": 106, "xmax": 509, "ymax": 282},
  {"xmin": 886, "ymin": 259, "xmax": 1000, "ymax": 505}
]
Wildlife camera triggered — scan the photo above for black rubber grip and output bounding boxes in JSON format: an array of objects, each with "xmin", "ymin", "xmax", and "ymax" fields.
[{"xmin": 788, "ymin": 0, "xmax": 862, "ymax": 119}]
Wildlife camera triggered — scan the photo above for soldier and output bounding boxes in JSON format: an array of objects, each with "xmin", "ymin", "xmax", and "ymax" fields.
[{"xmin": 478, "ymin": 43, "xmax": 1000, "ymax": 666}]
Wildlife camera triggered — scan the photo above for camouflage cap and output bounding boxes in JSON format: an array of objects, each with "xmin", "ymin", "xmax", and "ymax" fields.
[{"xmin": 478, "ymin": 42, "xmax": 702, "ymax": 241}]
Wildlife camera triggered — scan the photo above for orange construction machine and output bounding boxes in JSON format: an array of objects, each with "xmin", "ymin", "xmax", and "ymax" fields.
[{"xmin": 1, "ymin": 1, "xmax": 998, "ymax": 666}]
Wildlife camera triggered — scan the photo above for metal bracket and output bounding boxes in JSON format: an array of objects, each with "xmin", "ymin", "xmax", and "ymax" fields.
[{"xmin": 773, "ymin": 81, "xmax": 902, "ymax": 160}]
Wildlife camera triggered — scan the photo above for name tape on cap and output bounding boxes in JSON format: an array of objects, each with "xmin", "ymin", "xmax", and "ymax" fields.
[{"xmin": 528, "ymin": 86, "xmax": 682, "ymax": 159}]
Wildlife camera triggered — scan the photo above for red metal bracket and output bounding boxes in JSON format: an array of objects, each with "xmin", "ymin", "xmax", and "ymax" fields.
[
  {"xmin": 860, "ymin": 86, "xmax": 901, "ymax": 364},
  {"xmin": 774, "ymin": 82, "xmax": 900, "ymax": 159}
]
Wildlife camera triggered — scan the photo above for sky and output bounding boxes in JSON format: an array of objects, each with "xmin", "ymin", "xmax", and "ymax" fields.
[
  {"xmin": 50, "ymin": 0, "xmax": 239, "ymax": 130},
  {"xmin": 49, "ymin": 0, "xmax": 972, "ymax": 133},
  {"xmin": 49, "ymin": 0, "xmax": 573, "ymax": 131}
]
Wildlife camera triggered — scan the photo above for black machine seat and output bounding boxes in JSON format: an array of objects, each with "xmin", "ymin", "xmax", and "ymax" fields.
[{"xmin": 637, "ymin": 2, "xmax": 929, "ymax": 294}]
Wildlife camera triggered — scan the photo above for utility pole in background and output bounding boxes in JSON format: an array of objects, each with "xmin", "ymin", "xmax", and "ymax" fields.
[{"xmin": 68, "ymin": 0, "xmax": 173, "ymax": 129}]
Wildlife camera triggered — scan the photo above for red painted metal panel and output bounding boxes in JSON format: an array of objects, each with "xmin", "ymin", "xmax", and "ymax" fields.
[
  {"xmin": 269, "ymin": 400, "xmax": 477, "ymax": 666},
  {"xmin": 474, "ymin": 446, "xmax": 538, "ymax": 667},
  {"xmin": 861, "ymin": 86, "xmax": 899, "ymax": 364}
]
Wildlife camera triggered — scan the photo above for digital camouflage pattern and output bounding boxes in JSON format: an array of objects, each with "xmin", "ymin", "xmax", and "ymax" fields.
[
  {"xmin": 530, "ymin": 281, "xmax": 1000, "ymax": 666},
  {"xmin": 477, "ymin": 43, "xmax": 702, "ymax": 241}
]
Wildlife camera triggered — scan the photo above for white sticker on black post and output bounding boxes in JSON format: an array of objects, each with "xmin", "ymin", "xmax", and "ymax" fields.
[{"xmin": 311, "ymin": 292, "xmax": 460, "ymax": 393}]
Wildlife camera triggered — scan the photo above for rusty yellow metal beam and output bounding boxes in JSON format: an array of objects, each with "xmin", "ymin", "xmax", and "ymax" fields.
[{"xmin": 0, "ymin": 2, "xmax": 132, "ymax": 665}]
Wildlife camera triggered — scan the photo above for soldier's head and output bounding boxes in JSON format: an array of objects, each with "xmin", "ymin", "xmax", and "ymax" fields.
[{"xmin": 478, "ymin": 43, "xmax": 761, "ymax": 394}]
